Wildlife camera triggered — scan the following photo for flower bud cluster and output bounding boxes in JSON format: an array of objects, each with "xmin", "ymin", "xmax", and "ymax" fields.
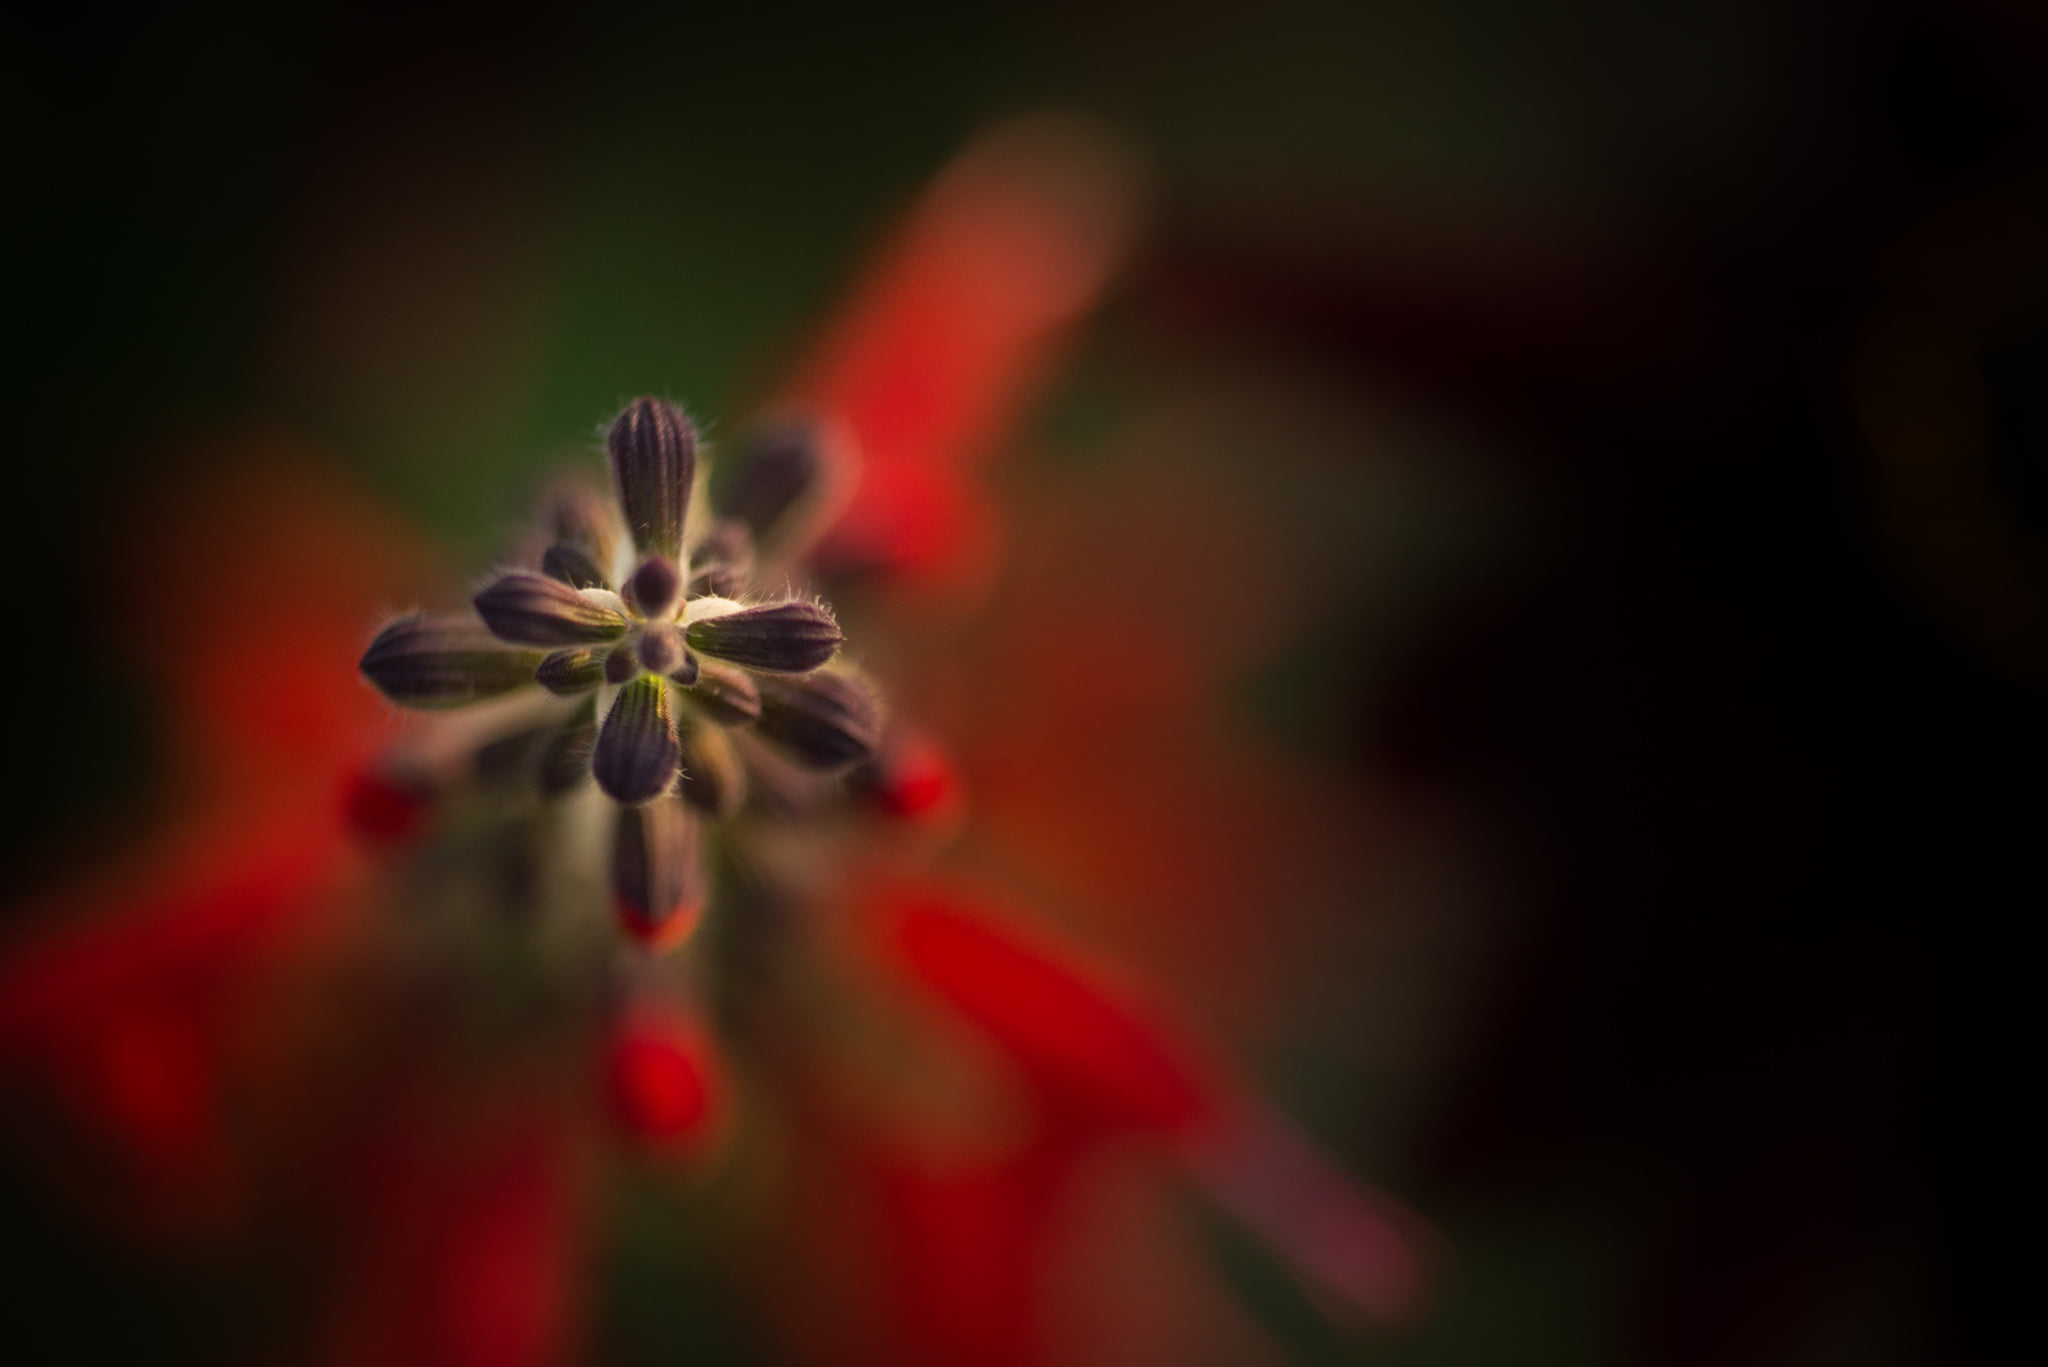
[{"xmin": 360, "ymin": 397, "xmax": 882, "ymax": 949}]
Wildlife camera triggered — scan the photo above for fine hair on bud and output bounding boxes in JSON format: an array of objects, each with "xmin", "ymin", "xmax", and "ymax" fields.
[
  {"xmin": 678, "ymin": 722, "xmax": 747, "ymax": 818},
  {"xmin": 541, "ymin": 542, "xmax": 611, "ymax": 591},
  {"xmin": 593, "ymin": 675, "xmax": 681, "ymax": 804},
  {"xmin": 474, "ymin": 572, "xmax": 629, "ymax": 646},
  {"xmin": 684, "ymin": 600, "xmax": 841, "ymax": 673}
]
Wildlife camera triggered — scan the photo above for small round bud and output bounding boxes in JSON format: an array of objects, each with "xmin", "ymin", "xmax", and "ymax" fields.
[
  {"xmin": 635, "ymin": 622, "xmax": 685, "ymax": 676},
  {"xmin": 623, "ymin": 554, "xmax": 682, "ymax": 619},
  {"xmin": 605, "ymin": 642, "xmax": 641, "ymax": 685}
]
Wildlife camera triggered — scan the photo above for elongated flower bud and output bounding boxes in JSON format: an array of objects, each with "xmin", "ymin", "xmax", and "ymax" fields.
[
  {"xmin": 541, "ymin": 542, "xmax": 610, "ymax": 591},
  {"xmin": 677, "ymin": 722, "xmax": 746, "ymax": 818},
  {"xmin": 683, "ymin": 658, "xmax": 759, "ymax": 726},
  {"xmin": 685, "ymin": 601, "xmax": 841, "ymax": 673},
  {"xmin": 612, "ymin": 798, "xmax": 704, "ymax": 949},
  {"xmin": 753, "ymin": 671, "xmax": 880, "ymax": 768},
  {"xmin": 360, "ymin": 614, "xmax": 543, "ymax": 709},
  {"xmin": 539, "ymin": 696, "xmax": 598, "ymax": 795},
  {"xmin": 715, "ymin": 415, "xmax": 840, "ymax": 551},
  {"xmin": 547, "ymin": 482, "xmax": 623, "ymax": 567},
  {"xmin": 608, "ymin": 397, "xmax": 695, "ymax": 561},
  {"xmin": 474, "ymin": 573, "xmax": 629, "ymax": 647},
  {"xmin": 535, "ymin": 648, "xmax": 606, "ymax": 695},
  {"xmin": 593, "ymin": 676, "xmax": 680, "ymax": 803}
]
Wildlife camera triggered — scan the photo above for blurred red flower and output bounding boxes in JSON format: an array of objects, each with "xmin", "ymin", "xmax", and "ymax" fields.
[{"xmin": 0, "ymin": 114, "xmax": 1424, "ymax": 1367}]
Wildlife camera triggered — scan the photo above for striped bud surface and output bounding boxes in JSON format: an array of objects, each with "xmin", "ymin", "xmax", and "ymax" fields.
[
  {"xmin": 474, "ymin": 573, "xmax": 629, "ymax": 647},
  {"xmin": 593, "ymin": 675, "xmax": 681, "ymax": 803},
  {"xmin": 685, "ymin": 601, "xmax": 841, "ymax": 673},
  {"xmin": 753, "ymin": 671, "xmax": 881, "ymax": 768},
  {"xmin": 360, "ymin": 614, "xmax": 543, "ymax": 709},
  {"xmin": 535, "ymin": 648, "xmax": 606, "ymax": 695},
  {"xmin": 608, "ymin": 397, "xmax": 695, "ymax": 561}
]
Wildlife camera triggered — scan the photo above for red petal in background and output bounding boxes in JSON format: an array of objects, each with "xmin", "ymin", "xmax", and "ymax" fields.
[{"xmin": 790, "ymin": 115, "xmax": 1141, "ymax": 592}]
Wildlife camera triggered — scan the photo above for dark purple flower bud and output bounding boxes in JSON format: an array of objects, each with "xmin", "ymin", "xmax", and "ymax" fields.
[
  {"xmin": 635, "ymin": 622, "xmax": 685, "ymax": 676},
  {"xmin": 684, "ymin": 601, "xmax": 841, "ymax": 673},
  {"xmin": 541, "ymin": 542, "xmax": 611, "ymax": 591},
  {"xmin": 753, "ymin": 671, "xmax": 881, "ymax": 769},
  {"xmin": 593, "ymin": 676, "xmax": 680, "ymax": 804},
  {"xmin": 669, "ymin": 648, "xmax": 700, "ymax": 687},
  {"xmin": 686, "ymin": 519, "xmax": 755, "ymax": 600},
  {"xmin": 535, "ymin": 648, "xmax": 607, "ymax": 695},
  {"xmin": 547, "ymin": 482, "xmax": 624, "ymax": 566},
  {"xmin": 474, "ymin": 572, "xmax": 629, "ymax": 647},
  {"xmin": 360, "ymin": 614, "xmax": 543, "ymax": 709},
  {"xmin": 612, "ymin": 797, "xmax": 705, "ymax": 949},
  {"xmin": 607, "ymin": 397, "xmax": 695, "ymax": 561},
  {"xmin": 677, "ymin": 722, "xmax": 746, "ymax": 818},
  {"xmin": 714, "ymin": 415, "xmax": 839, "ymax": 551},
  {"xmin": 605, "ymin": 642, "xmax": 641, "ymax": 684},
  {"xmin": 682, "ymin": 659, "xmax": 760, "ymax": 726},
  {"xmin": 623, "ymin": 553, "xmax": 682, "ymax": 619},
  {"xmin": 539, "ymin": 696, "xmax": 598, "ymax": 795},
  {"xmin": 732, "ymin": 730, "xmax": 843, "ymax": 817}
]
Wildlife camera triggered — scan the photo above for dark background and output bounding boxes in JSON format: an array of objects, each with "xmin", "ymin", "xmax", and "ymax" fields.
[{"xmin": 4, "ymin": 1, "xmax": 2042, "ymax": 1362}]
